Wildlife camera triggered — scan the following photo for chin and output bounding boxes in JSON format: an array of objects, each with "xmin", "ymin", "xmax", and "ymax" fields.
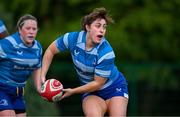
[
  {"xmin": 96, "ymin": 39, "xmax": 102, "ymax": 43},
  {"xmin": 94, "ymin": 41, "xmax": 101, "ymax": 45},
  {"xmin": 26, "ymin": 41, "xmax": 34, "ymax": 46}
]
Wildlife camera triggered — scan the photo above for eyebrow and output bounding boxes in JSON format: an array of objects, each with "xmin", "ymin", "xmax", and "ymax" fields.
[{"xmin": 94, "ymin": 22, "xmax": 107, "ymax": 25}]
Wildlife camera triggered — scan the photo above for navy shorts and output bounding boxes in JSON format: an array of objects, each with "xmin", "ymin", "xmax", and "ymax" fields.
[
  {"xmin": 82, "ymin": 80, "xmax": 129, "ymax": 100},
  {"xmin": 0, "ymin": 83, "xmax": 26, "ymax": 113}
]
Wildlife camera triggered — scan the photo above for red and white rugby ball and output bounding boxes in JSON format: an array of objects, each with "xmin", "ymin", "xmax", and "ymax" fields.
[{"xmin": 40, "ymin": 79, "xmax": 63, "ymax": 102}]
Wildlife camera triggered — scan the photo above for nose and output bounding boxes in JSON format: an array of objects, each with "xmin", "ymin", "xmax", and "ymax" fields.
[
  {"xmin": 29, "ymin": 29, "xmax": 33, "ymax": 33},
  {"xmin": 100, "ymin": 27, "xmax": 105, "ymax": 33},
  {"xmin": 29, "ymin": 28, "xmax": 36, "ymax": 34}
]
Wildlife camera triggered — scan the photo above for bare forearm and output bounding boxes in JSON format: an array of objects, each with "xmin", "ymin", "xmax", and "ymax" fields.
[
  {"xmin": 33, "ymin": 68, "xmax": 42, "ymax": 93},
  {"xmin": 61, "ymin": 80, "xmax": 103, "ymax": 99},
  {"xmin": 41, "ymin": 48, "xmax": 54, "ymax": 78},
  {"xmin": 41, "ymin": 42, "xmax": 59, "ymax": 82},
  {"xmin": 72, "ymin": 80, "xmax": 103, "ymax": 94}
]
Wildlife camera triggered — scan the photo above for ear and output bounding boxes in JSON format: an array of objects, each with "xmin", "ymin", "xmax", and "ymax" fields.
[
  {"xmin": 85, "ymin": 25, "xmax": 90, "ymax": 32},
  {"xmin": 18, "ymin": 27, "xmax": 21, "ymax": 32},
  {"xmin": 18, "ymin": 28, "xmax": 23, "ymax": 36}
]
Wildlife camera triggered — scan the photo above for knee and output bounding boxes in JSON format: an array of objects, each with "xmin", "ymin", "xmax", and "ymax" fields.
[
  {"xmin": 0, "ymin": 110, "xmax": 16, "ymax": 116},
  {"xmin": 84, "ymin": 109, "xmax": 104, "ymax": 117}
]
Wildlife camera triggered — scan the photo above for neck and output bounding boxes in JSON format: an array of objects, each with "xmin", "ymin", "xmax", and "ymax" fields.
[
  {"xmin": 20, "ymin": 35, "xmax": 33, "ymax": 47},
  {"xmin": 86, "ymin": 34, "xmax": 95, "ymax": 51}
]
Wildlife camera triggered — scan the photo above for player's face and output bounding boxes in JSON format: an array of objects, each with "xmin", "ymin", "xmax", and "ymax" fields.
[
  {"xmin": 86, "ymin": 18, "xmax": 107, "ymax": 44},
  {"xmin": 19, "ymin": 19, "xmax": 38, "ymax": 46}
]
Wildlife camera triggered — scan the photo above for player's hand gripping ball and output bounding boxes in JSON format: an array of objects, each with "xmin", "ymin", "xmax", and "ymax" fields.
[{"xmin": 40, "ymin": 79, "xmax": 63, "ymax": 102}]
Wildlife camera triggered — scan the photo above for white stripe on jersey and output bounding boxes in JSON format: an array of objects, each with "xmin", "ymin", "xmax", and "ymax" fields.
[
  {"xmin": 73, "ymin": 58, "xmax": 94, "ymax": 73},
  {"xmin": 0, "ymin": 45, "xmax": 6, "ymax": 58},
  {"xmin": 6, "ymin": 36, "xmax": 40, "ymax": 49},
  {"xmin": 77, "ymin": 31, "xmax": 84, "ymax": 43},
  {"xmin": 19, "ymin": 42, "xmax": 39, "ymax": 49},
  {"xmin": 76, "ymin": 69, "xmax": 93, "ymax": 80},
  {"xmin": 95, "ymin": 69, "xmax": 111, "ymax": 77},
  {"xmin": 5, "ymin": 36, "xmax": 18, "ymax": 48},
  {"xmin": 12, "ymin": 58, "xmax": 40, "ymax": 66},
  {"xmin": 63, "ymin": 33, "xmax": 69, "ymax": 48},
  {"xmin": 77, "ymin": 43, "xmax": 85, "ymax": 50},
  {"xmin": 98, "ymin": 51, "xmax": 115, "ymax": 64},
  {"xmin": 76, "ymin": 70, "xmax": 93, "ymax": 84}
]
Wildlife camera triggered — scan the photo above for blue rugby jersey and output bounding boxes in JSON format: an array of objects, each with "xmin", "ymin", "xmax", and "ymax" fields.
[
  {"xmin": 55, "ymin": 31, "xmax": 127, "ymax": 90},
  {"xmin": 0, "ymin": 32, "xmax": 42, "ymax": 87},
  {"xmin": 0, "ymin": 20, "xmax": 7, "ymax": 33}
]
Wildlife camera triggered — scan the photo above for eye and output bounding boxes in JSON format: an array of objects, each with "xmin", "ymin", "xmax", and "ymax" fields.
[
  {"xmin": 32, "ymin": 27, "xmax": 37, "ymax": 31},
  {"xmin": 95, "ymin": 24, "xmax": 101, "ymax": 28},
  {"xmin": 26, "ymin": 27, "xmax": 31, "ymax": 30},
  {"xmin": 103, "ymin": 25, "xmax": 107, "ymax": 30}
]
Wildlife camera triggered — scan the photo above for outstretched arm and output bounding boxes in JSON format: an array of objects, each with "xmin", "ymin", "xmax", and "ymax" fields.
[
  {"xmin": 41, "ymin": 41, "xmax": 60, "ymax": 83},
  {"xmin": 61, "ymin": 75, "xmax": 107, "ymax": 99}
]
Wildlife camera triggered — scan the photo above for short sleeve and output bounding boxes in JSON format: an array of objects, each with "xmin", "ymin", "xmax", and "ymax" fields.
[
  {"xmin": 55, "ymin": 32, "xmax": 79, "ymax": 52},
  {"xmin": 95, "ymin": 50, "xmax": 115, "ymax": 78}
]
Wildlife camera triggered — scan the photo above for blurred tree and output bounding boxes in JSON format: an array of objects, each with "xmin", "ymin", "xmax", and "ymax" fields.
[{"xmin": 1, "ymin": 0, "xmax": 179, "ymax": 63}]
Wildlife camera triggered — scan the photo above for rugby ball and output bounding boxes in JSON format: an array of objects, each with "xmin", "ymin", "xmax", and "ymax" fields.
[{"xmin": 40, "ymin": 79, "xmax": 63, "ymax": 102}]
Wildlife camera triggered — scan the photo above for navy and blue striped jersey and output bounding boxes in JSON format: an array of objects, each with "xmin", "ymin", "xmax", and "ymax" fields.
[
  {"xmin": 55, "ymin": 31, "xmax": 127, "ymax": 90},
  {"xmin": 0, "ymin": 32, "xmax": 42, "ymax": 87},
  {"xmin": 0, "ymin": 20, "xmax": 7, "ymax": 33}
]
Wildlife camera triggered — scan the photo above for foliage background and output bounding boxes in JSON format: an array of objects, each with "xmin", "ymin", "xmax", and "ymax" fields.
[{"xmin": 0, "ymin": 0, "xmax": 179, "ymax": 116}]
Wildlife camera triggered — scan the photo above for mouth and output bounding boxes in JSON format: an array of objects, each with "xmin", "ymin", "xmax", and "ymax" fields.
[
  {"xmin": 97, "ymin": 35, "xmax": 103, "ymax": 38},
  {"xmin": 27, "ymin": 36, "xmax": 34, "ymax": 39}
]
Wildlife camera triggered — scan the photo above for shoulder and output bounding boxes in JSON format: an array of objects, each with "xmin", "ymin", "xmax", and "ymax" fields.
[
  {"xmin": 97, "ymin": 38, "xmax": 115, "ymax": 60},
  {"xmin": 0, "ymin": 35, "xmax": 15, "ymax": 51},
  {"xmin": 57, "ymin": 31, "xmax": 78, "ymax": 39},
  {"xmin": 34, "ymin": 40, "xmax": 42, "ymax": 48},
  {"xmin": 56, "ymin": 31, "xmax": 79, "ymax": 44},
  {"xmin": 32, "ymin": 39, "xmax": 42, "ymax": 54},
  {"xmin": 0, "ymin": 32, "xmax": 16, "ymax": 43},
  {"xmin": 98, "ymin": 38, "xmax": 113, "ymax": 54},
  {"xmin": 56, "ymin": 31, "xmax": 85, "ymax": 46},
  {"xmin": 63, "ymin": 31, "xmax": 83, "ymax": 42},
  {"xmin": 67, "ymin": 31, "xmax": 80, "ymax": 37},
  {"xmin": 96, "ymin": 39, "xmax": 115, "ymax": 64},
  {"xmin": 1, "ymin": 32, "xmax": 19, "ymax": 44}
]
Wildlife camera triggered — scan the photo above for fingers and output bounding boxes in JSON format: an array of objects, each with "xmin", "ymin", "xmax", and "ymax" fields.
[
  {"xmin": 60, "ymin": 88, "xmax": 73, "ymax": 100},
  {"xmin": 60, "ymin": 95, "xmax": 65, "ymax": 100},
  {"xmin": 60, "ymin": 89, "xmax": 68, "ymax": 100}
]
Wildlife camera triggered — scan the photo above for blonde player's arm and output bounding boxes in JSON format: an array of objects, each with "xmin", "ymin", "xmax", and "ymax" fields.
[{"xmin": 33, "ymin": 68, "xmax": 42, "ymax": 93}]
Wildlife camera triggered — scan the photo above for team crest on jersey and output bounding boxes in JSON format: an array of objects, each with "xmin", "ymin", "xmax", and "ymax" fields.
[
  {"xmin": 0, "ymin": 99, "xmax": 8, "ymax": 106},
  {"xmin": 116, "ymin": 88, "xmax": 122, "ymax": 92},
  {"xmin": 17, "ymin": 50, "xmax": 23, "ymax": 55}
]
